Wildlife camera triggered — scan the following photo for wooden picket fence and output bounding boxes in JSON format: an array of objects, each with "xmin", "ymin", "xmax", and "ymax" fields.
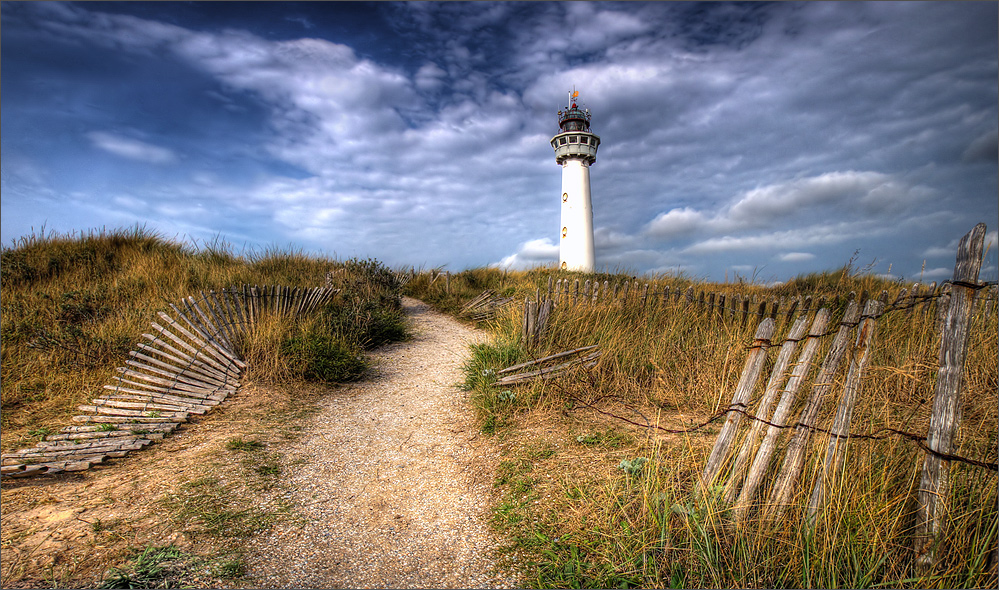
[
  {"xmin": 698, "ymin": 224, "xmax": 992, "ymax": 569},
  {"xmin": 507, "ymin": 224, "xmax": 995, "ymax": 570},
  {"xmin": 1, "ymin": 284, "xmax": 339, "ymax": 478},
  {"xmin": 541, "ymin": 274, "xmax": 997, "ymax": 333}
]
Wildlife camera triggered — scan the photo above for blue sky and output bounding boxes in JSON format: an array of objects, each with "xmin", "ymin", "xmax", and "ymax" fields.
[{"xmin": 2, "ymin": 1, "xmax": 997, "ymax": 282}]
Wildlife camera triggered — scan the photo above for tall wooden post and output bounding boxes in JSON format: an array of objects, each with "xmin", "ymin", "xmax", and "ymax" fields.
[{"xmin": 913, "ymin": 223, "xmax": 987, "ymax": 570}]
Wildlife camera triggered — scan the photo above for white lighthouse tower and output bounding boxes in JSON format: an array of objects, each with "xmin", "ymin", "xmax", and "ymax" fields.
[{"xmin": 551, "ymin": 89, "xmax": 600, "ymax": 272}]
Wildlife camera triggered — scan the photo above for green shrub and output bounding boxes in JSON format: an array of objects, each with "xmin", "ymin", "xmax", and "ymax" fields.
[{"xmin": 280, "ymin": 334, "xmax": 366, "ymax": 383}]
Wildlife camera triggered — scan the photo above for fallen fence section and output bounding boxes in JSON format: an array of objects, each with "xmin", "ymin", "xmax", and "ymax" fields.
[
  {"xmin": 494, "ymin": 345, "xmax": 601, "ymax": 387},
  {"xmin": 461, "ymin": 289, "xmax": 516, "ymax": 322},
  {"xmin": 1, "ymin": 284, "xmax": 339, "ymax": 479}
]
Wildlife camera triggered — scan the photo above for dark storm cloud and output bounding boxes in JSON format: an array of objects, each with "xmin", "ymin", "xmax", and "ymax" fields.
[{"xmin": 2, "ymin": 1, "xmax": 996, "ymax": 281}]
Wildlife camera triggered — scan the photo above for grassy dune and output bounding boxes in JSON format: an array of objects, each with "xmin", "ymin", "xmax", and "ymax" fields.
[
  {"xmin": 2, "ymin": 228, "xmax": 994, "ymax": 588},
  {"xmin": 405, "ymin": 266, "xmax": 997, "ymax": 588},
  {"xmin": 1, "ymin": 227, "xmax": 407, "ymax": 452}
]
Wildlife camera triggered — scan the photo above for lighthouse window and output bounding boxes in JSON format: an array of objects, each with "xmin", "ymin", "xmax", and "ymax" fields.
[
  {"xmin": 580, "ymin": 137, "xmax": 588, "ymax": 145},
  {"xmin": 559, "ymin": 137, "xmax": 567, "ymax": 145},
  {"xmin": 551, "ymin": 140, "xmax": 558, "ymax": 149},
  {"xmin": 569, "ymin": 136, "xmax": 578, "ymax": 143}
]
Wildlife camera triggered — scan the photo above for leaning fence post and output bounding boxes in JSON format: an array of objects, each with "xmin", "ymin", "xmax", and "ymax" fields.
[
  {"xmin": 700, "ymin": 319, "xmax": 775, "ymax": 493},
  {"xmin": 723, "ymin": 314, "xmax": 812, "ymax": 504},
  {"xmin": 913, "ymin": 223, "xmax": 987, "ymax": 570},
  {"xmin": 767, "ymin": 298, "xmax": 859, "ymax": 519},
  {"xmin": 732, "ymin": 309, "xmax": 832, "ymax": 523},
  {"xmin": 522, "ymin": 297, "xmax": 536, "ymax": 346},
  {"xmin": 806, "ymin": 297, "xmax": 885, "ymax": 525}
]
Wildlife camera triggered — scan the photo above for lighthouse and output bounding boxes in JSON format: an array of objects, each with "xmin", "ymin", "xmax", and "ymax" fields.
[{"xmin": 551, "ymin": 89, "xmax": 600, "ymax": 272}]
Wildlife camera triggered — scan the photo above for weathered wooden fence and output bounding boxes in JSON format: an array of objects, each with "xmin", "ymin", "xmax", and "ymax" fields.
[
  {"xmin": 501, "ymin": 224, "xmax": 995, "ymax": 571},
  {"xmin": 540, "ymin": 273, "xmax": 997, "ymax": 336},
  {"xmin": 1, "ymin": 284, "xmax": 339, "ymax": 478},
  {"xmin": 695, "ymin": 224, "xmax": 993, "ymax": 569}
]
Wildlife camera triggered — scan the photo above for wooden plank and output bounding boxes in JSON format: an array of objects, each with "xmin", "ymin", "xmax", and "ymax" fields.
[
  {"xmin": 115, "ymin": 366, "xmax": 217, "ymax": 392},
  {"xmin": 197, "ymin": 291, "xmax": 230, "ymax": 349},
  {"xmin": 91, "ymin": 399, "xmax": 189, "ymax": 413},
  {"xmin": 135, "ymin": 341, "xmax": 232, "ymax": 385},
  {"xmin": 494, "ymin": 351, "xmax": 602, "ymax": 386},
  {"xmin": 934, "ymin": 283, "xmax": 952, "ymax": 332},
  {"xmin": 58, "ymin": 423, "xmax": 178, "ymax": 434},
  {"xmin": 176, "ymin": 301, "xmax": 243, "ymax": 367},
  {"xmin": 78, "ymin": 405, "xmax": 190, "ymax": 420},
  {"xmin": 44, "ymin": 430, "xmax": 166, "ymax": 442},
  {"xmin": 149, "ymin": 321, "xmax": 235, "ymax": 376},
  {"xmin": 246, "ymin": 285, "xmax": 257, "ymax": 327},
  {"xmin": 72, "ymin": 415, "xmax": 183, "ymax": 424},
  {"xmin": 108, "ymin": 377, "xmax": 230, "ymax": 401},
  {"xmin": 699, "ymin": 319, "xmax": 776, "ymax": 491},
  {"xmin": 497, "ymin": 345, "xmax": 600, "ymax": 375},
  {"xmin": 806, "ymin": 297, "xmax": 884, "ymax": 523},
  {"xmin": 128, "ymin": 352, "xmax": 229, "ymax": 389},
  {"xmin": 123, "ymin": 359, "xmax": 227, "ymax": 393},
  {"xmin": 207, "ymin": 290, "xmax": 238, "ymax": 348},
  {"xmin": 767, "ymin": 299, "xmax": 860, "ymax": 518},
  {"xmin": 222, "ymin": 287, "xmax": 245, "ymax": 337},
  {"xmin": 34, "ymin": 438, "xmax": 152, "ymax": 452},
  {"xmin": 129, "ymin": 350, "xmax": 228, "ymax": 387},
  {"xmin": 537, "ymin": 299, "xmax": 552, "ymax": 342},
  {"xmin": 6, "ymin": 439, "xmax": 149, "ymax": 458},
  {"xmin": 160, "ymin": 309, "xmax": 245, "ymax": 370},
  {"xmin": 733, "ymin": 309, "xmax": 831, "ymax": 522},
  {"xmin": 723, "ymin": 315, "xmax": 811, "ymax": 504},
  {"xmin": 1, "ymin": 465, "xmax": 52, "ymax": 477},
  {"xmin": 103, "ymin": 390, "xmax": 219, "ymax": 409},
  {"xmin": 98, "ymin": 394, "xmax": 210, "ymax": 413},
  {"xmin": 914, "ymin": 223, "xmax": 987, "ymax": 570}
]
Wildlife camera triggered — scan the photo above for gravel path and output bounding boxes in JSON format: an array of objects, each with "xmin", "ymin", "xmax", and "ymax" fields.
[{"xmin": 242, "ymin": 298, "xmax": 517, "ymax": 589}]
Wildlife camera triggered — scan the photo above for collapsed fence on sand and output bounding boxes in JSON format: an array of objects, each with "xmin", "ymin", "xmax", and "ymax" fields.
[{"xmin": 1, "ymin": 285, "xmax": 339, "ymax": 478}]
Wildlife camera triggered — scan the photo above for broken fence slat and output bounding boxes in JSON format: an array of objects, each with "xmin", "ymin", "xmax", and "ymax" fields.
[
  {"xmin": 494, "ymin": 351, "xmax": 602, "ymax": 386},
  {"xmin": 733, "ymin": 309, "xmax": 832, "ymax": 523},
  {"xmin": 766, "ymin": 299, "xmax": 862, "ymax": 519},
  {"xmin": 497, "ymin": 345, "xmax": 600, "ymax": 375},
  {"xmin": 807, "ymin": 297, "xmax": 885, "ymax": 523},
  {"xmin": 700, "ymin": 319, "xmax": 776, "ymax": 492}
]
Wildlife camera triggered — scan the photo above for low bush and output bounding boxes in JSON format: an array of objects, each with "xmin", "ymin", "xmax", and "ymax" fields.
[{"xmin": 280, "ymin": 333, "xmax": 366, "ymax": 384}]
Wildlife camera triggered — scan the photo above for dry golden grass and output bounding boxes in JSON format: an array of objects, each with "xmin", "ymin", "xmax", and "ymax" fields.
[
  {"xmin": 1, "ymin": 227, "xmax": 405, "ymax": 452},
  {"xmin": 408, "ymin": 265, "xmax": 998, "ymax": 588}
]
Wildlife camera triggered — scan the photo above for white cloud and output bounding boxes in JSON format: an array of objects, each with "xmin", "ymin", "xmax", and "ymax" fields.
[
  {"xmin": 491, "ymin": 238, "xmax": 558, "ymax": 270},
  {"xmin": 645, "ymin": 207, "xmax": 707, "ymax": 239},
  {"xmin": 920, "ymin": 267, "xmax": 954, "ymax": 280},
  {"xmin": 415, "ymin": 62, "xmax": 448, "ymax": 92},
  {"xmin": 724, "ymin": 171, "xmax": 913, "ymax": 229},
  {"xmin": 682, "ymin": 222, "xmax": 866, "ymax": 255},
  {"xmin": 87, "ymin": 132, "xmax": 176, "ymax": 164},
  {"xmin": 777, "ymin": 252, "xmax": 815, "ymax": 262}
]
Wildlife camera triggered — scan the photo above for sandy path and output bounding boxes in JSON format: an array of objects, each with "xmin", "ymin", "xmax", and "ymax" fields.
[{"xmin": 242, "ymin": 297, "xmax": 517, "ymax": 589}]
